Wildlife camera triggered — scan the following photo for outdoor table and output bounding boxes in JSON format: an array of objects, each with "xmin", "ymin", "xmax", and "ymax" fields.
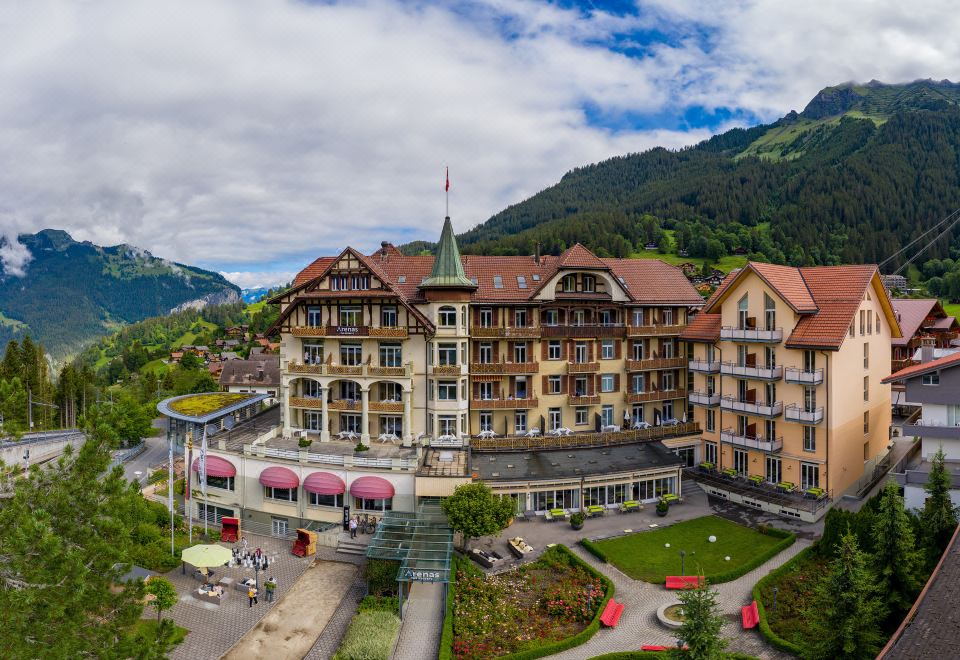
[
  {"xmin": 777, "ymin": 481, "xmax": 796, "ymax": 493},
  {"xmin": 587, "ymin": 505, "xmax": 605, "ymax": 517},
  {"xmin": 620, "ymin": 500, "xmax": 640, "ymax": 512},
  {"xmin": 633, "ymin": 421, "xmax": 651, "ymax": 430},
  {"xmin": 525, "ymin": 429, "xmax": 541, "ymax": 437},
  {"xmin": 748, "ymin": 475, "xmax": 764, "ymax": 486}
]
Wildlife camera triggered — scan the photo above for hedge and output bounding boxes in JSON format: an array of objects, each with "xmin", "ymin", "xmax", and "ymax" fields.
[
  {"xmin": 438, "ymin": 554, "xmax": 480, "ymax": 660},
  {"xmin": 580, "ymin": 537, "xmax": 609, "ymax": 563},
  {"xmin": 587, "ymin": 653, "xmax": 759, "ymax": 660},
  {"xmin": 705, "ymin": 526, "xmax": 796, "ymax": 584},
  {"xmin": 750, "ymin": 544, "xmax": 817, "ymax": 657},
  {"xmin": 440, "ymin": 545, "xmax": 614, "ymax": 660}
]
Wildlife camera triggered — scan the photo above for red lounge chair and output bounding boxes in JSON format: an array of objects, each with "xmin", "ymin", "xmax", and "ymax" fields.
[
  {"xmin": 599, "ymin": 598, "xmax": 625, "ymax": 627},
  {"xmin": 741, "ymin": 600, "xmax": 760, "ymax": 629},
  {"xmin": 665, "ymin": 575, "xmax": 704, "ymax": 589}
]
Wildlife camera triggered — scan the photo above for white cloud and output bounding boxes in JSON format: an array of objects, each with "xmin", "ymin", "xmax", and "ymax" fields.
[
  {"xmin": 0, "ymin": 234, "xmax": 32, "ymax": 277},
  {"xmin": 0, "ymin": 0, "xmax": 958, "ymax": 273},
  {"xmin": 220, "ymin": 270, "xmax": 296, "ymax": 290}
]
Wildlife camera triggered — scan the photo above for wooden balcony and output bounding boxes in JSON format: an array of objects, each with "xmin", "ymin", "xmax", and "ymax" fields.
[
  {"xmin": 470, "ymin": 397, "xmax": 539, "ymax": 409},
  {"xmin": 291, "ymin": 325, "xmax": 408, "ymax": 338},
  {"xmin": 470, "ymin": 326, "xmax": 541, "ymax": 338},
  {"xmin": 285, "ymin": 362, "xmax": 413, "ymax": 378},
  {"xmin": 541, "ymin": 324, "xmax": 625, "ymax": 338},
  {"xmin": 567, "ymin": 361, "xmax": 600, "ymax": 374},
  {"xmin": 328, "ymin": 399, "xmax": 362, "ymax": 411},
  {"xmin": 432, "ymin": 365, "xmax": 463, "ymax": 376},
  {"xmin": 568, "ymin": 395, "xmax": 601, "ymax": 406},
  {"xmin": 626, "ymin": 357, "xmax": 686, "ymax": 371},
  {"xmin": 623, "ymin": 389, "xmax": 681, "ymax": 404},
  {"xmin": 370, "ymin": 401, "xmax": 404, "ymax": 413},
  {"xmin": 289, "ymin": 396, "xmax": 323, "ymax": 409},
  {"xmin": 470, "ymin": 361, "xmax": 539, "ymax": 374},
  {"xmin": 626, "ymin": 324, "xmax": 685, "ymax": 337}
]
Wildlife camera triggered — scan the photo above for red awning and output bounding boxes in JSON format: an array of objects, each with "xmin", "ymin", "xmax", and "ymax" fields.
[
  {"xmin": 191, "ymin": 456, "xmax": 237, "ymax": 478},
  {"xmin": 350, "ymin": 475, "xmax": 395, "ymax": 499},
  {"xmin": 303, "ymin": 471, "xmax": 346, "ymax": 495},
  {"xmin": 259, "ymin": 466, "xmax": 299, "ymax": 489}
]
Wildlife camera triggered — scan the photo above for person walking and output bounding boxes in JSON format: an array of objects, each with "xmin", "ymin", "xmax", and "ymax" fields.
[
  {"xmin": 248, "ymin": 586, "xmax": 258, "ymax": 607},
  {"xmin": 265, "ymin": 577, "xmax": 277, "ymax": 603},
  {"xmin": 349, "ymin": 516, "xmax": 358, "ymax": 539}
]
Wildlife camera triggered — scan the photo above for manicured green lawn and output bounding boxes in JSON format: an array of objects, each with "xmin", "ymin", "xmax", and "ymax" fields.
[
  {"xmin": 131, "ymin": 619, "xmax": 188, "ymax": 646},
  {"xmin": 591, "ymin": 516, "xmax": 783, "ymax": 583}
]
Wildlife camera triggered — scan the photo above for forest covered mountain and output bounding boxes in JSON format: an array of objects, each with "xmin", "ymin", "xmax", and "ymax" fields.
[
  {"xmin": 414, "ymin": 80, "xmax": 960, "ymax": 272},
  {"xmin": 0, "ymin": 229, "xmax": 239, "ymax": 358}
]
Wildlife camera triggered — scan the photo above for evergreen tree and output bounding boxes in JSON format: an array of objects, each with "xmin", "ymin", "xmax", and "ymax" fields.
[
  {"xmin": 919, "ymin": 446, "xmax": 959, "ymax": 564},
  {"xmin": 673, "ymin": 578, "xmax": 726, "ymax": 660},
  {"xmin": 805, "ymin": 531, "xmax": 886, "ymax": 660},
  {"xmin": 871, "ymin": 480, "xmax": 922, "ymax": 613}
]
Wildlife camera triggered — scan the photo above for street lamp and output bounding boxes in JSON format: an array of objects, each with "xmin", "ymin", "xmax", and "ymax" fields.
[
  {"xmin": 680, "ymin": 550, "xmax": 686, "ymax": 575},
  {"xmin": 773, "ymin": 586, "xmax": 779, "ymax": 613}
]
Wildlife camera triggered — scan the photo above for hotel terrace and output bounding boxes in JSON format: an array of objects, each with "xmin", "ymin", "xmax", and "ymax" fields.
[{"xmin": 680, "ymin": 262, "xmax": 901, "ymax": 520}]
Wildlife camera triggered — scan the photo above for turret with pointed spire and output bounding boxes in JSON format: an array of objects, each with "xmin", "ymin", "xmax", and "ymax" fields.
[{"xmin": 420, "ymin": 216, "xmax": 476, "ymax": 290}]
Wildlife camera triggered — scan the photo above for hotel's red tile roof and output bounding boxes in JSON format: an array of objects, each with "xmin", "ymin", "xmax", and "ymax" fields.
[
  {"xmin": 750, "ymin": 262, "xmax": 818, "ymax": 313},
  {"xmin": 679, "ymin": 313, "xmax": 722, "ymax": 342},
  {"xmin": 604, "ymin": 259, "xmax": 706, "ymax": 305},
  {"xmin": 557, "ymin": 243, "xmax": 610, "ymax": 270}
]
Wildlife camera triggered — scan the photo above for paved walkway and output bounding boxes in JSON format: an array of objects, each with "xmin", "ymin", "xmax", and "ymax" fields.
[
  {"xmin": 392, "ymin": 582, "xmax": 445, "ymax": 660},
  {"xmin": 303, "ymin": 574, "xmax": 368, "ymax": 660},
  {"xmin": 548, "ymin": 539, "xmax": 811, "ymax": 660}
]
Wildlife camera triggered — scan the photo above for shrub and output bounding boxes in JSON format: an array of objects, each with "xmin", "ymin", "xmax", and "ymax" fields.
[
  {"xmin": 354, "ymin": 442, "xmax": 369, "ymax": 453},
  {"xmin": 365, "ymin": 559, "xmax": 400, "ymax": 596},
  {"xmin": 359, "ymin": 595, "xmax": 399, "ymax": 613},
  {"xmin": 334, "ymin": 610, "xmax": 400, "ymax": 660},
  {"xmin": 298, "ymin": 437, "xmax": 312, "ymax": 448},
  {"xmin": 751, "ymin": 545, "xmax": 817, "ymax": 657},
  {"xmin": 570, "ymin": 512, "xmax": 586, "ymax": 526},
  {"xmin": 656, "ymin": 500, "xmax": 669, "ymax": 514},
  {"xmin": 580, "ymin": 538, "xmax": 608, "ymax": 563}
]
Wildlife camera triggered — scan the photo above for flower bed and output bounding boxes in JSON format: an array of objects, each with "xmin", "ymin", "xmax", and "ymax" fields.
[
  {"xmin": 449, "ymin": 545, "xmax": 612, "ymax": 660},
  {"xmin": 752, "ymin": 545, "xmax": 826, "ymax": 656}
]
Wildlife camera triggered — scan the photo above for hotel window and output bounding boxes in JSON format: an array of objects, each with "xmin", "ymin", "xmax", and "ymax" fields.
[
  {"xmin": 765, "ymin": 456, "xmax": 782, "ymax": 484},
  {"xmin": 547, "ymin": 340, "xmax": 562, "ymax": 360},
  {"xmin": 265, "ymin": 486, "xmax": 297, "ymax": 502},
  {"xmin": 662, "ymin": 401, "xmax": 674, "ymax": 420},
  {"xmin": 479, "ymin": 308, "xmax": 493, "ymax": 327},
  {"xmin": 379, "ymin": 343, "xmax": 402, "ymax": 367},
  {"xmin": 438, "ymin": 381, "xmax": 458, "ymax": 400},
  {"xmin": 304, "ymin": 411, "xmax": 323, "ymax": 431},
  {"xmin": 632, "ymin": 309, "xmax": 645, "ymax": 327},
  {"xmin": 339, "ymin": 381, "xmax": 360, "ymax": 401},
  {"xmin": 437, "ymin": 343, "xmax": 458, "ymax": 365},
  {"xmin": 548, "ymin": 376, "xmax": 562, "ymax": 394},
  {"xmin": 575, "ymin": 407, "xmax": 588, "ymax": 425},
  {"xmin": 514, "ymin": 308, "xmax": 528, "ymax": 327},
  {"xmin": 922, "ymin": 373, "xmax": 940, "ymax": 386},
  {"xmin": 574, "ymin": 377, "xmax": 588, "ymax": 397},
  {"xmin": 514, "ymin": 411, "xmax": 527, "ymax": 433},
  {"xmin": 863, "ymin": 376, "xmax": 869, "ymax": 401},
  {"xmin": 563, "ymin": 275, "xmax": 576, "ymax": 292},
  {"xmin": 599, "ymin": 309, "xmax": 614, "ymax": 325},
  {"xmin": 355, "ymin": 497, "xmax": 392, "ymax": 512},
  {"xmin": 632, "ymin": 374, "xmax": 645, "ymax": 393},
  {"xmin": 310, "ymin": 492, "xmax": 343, "ymax": 508},
  {"xmin": 764, "ymin": 346, "xmax": 776, "ymax": 368},
  {"xmin": 733, "ymin": 449, "xmax": 748, "ymax": 476},
  {"xmin": 438, "ymin": 306, "xmax": 457, "ymax": 327},
  {"xmin": 206, "ymin": 475, "xmax": 234, "ymax": 491},
  {"xmin": 478, "ymin": 342, "xmax": 493, "ymax": 363},
  {"xmin": 737, "ymin": 294, "xmax": 749, "ymax": 329},
  {"xmin": 800, "ymin": 463, "xmax": 819, "ymax": 490},
  {"xmin": 765, "ymin": 381, "xmax": 776, "ymax": 405},
  {"xmin": 438, "ymin": 415, "xmax": 457, "ymax": 437},
  {"xmin": 737, "ymin": 414, "xmax": 748, "ymax": 436},
  {"xmin": 765, "ymin": 419, "xmax": 777, "ymax": 441},
  {"xmin": 662, "ymin": 308, "xmax": 673, "ymax": 325},
  {"xmin": 548, "ymin": 408, "xmax": 562, "ymax": 430},
  {"xmin": 513, "ymin": 342, "xmax": 528, "ymax": 363},
  {"xmin": 351, "ymin": 274, "xmax": 370, "ymax": 290},
  {"xmin": 737, "ymin": 344, "xmax": 748, "ymax": 366},
  {"xmin": 601, "ymin": 405, "xmax": 613, "ymax": 426},
  {"xmin": 863, "ymin": 411, "xmax": 870, "ymax": 434},
  {"xmin": 601, "ymin": 340, "xmax": 615, "ymax": 359},
  {"xmin": 860, "ymin": 309, "xmax": 865, "ymax": 335},
  {"xmin": 632, "ymin": 405, "xmax": 644, "ymax": 424},
  {"xmin": 704, "ymin": 441, "xmax": 717, "ymax": 465},
  {"xmin": 307, "ymin": 306, "xmax": 322, "ymax": 327},
  {"xmin": 302, "ymin": 380, "xmax": 322, "ymax": 398},
  {"xmin": 706, "ymin": 409, "xmax": 715, "ymax": 432},
  {"xmin": 572, "ymin": 309, "xmax": 586, "ymax": 326},
  {"xmin": 340, "ymin": 343, "xmax": 362, "ymax": 366},
  {"xmin": 803, "ymin": 426, "xmax": 816, "ymax": 452},
  {"xmin": 381, "ymin": 306, "xmax": 398, "ymax": 327},
  {"xmin": 478, "ymin": 382, "xmax": 493, "ymax": 400},
  {"xmin": 632, "ymin": 341, "xmax": 644, "ymax": 361},
  {"xmin": 574, "ymin": 342, "xmax": 588, "ymax": 363},
  {"xmin": 479, "ymin": 411, "xmax": 493, "ymax": 431},
  {"xmin": 514, "ymin": 377, "xmax": 529, "ymax": 398},
  {"xmin": 804, "ymin": 386, "xmax": 816, "ymax": 412},
  {"xmin": 583, "ymin": 276, "xmax": 596, "ymax": 293},
  {"xmin": 543, "ymin": 309, "xmax": 559, "ymax": 326},
  {"xmin": 600, "ymin": 374, "xmax": 615, "ymax": 392},
  {"xmin": 706, "ymin": 375, "xmax": 715, "ymax": 395},
  {"xmin": 339, "ymin": 305, "xmax": 361, "ymax": 327},
  {"xmin": 303, "ymin": 342, "xmax": 323, "ymax": 364},
  {"xmin": 662, "ymin": 371, "xmax": 675, "ymax": 391},
  {"xmin": 662, "ymin": 339, "xmax": 675, "ymax": 359}
]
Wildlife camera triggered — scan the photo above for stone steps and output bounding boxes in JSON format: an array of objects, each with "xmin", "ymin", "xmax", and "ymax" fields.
[{"xmin": 336, "ymin": 539, "xmax": 369, "ymax": 556}]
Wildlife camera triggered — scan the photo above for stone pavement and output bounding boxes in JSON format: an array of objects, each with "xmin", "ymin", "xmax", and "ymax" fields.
[
  {"xmin": 392, "ymin": 582, "xmax": 445, "ymax": 660},
  {"xmin": 302, "ymin": 574, "xmax": 368, "ymax": 660},
  {"xmin": 548, "ymin": 539, "xmax": 811, "ymax": 660}
]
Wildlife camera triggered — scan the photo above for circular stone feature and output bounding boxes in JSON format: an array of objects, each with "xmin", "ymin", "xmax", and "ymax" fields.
[
  {"xmin": 657, "ymin": 602, "xmax": 686, "ymax": 629},
  {"xmin": 708, "ymin": 535, "xmax": 717, "ymax": 543}
]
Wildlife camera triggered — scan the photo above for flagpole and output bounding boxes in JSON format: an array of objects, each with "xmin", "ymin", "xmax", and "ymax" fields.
[{"xmin": 445, "ymin": 166, "xmax": 449, "ymax": 218}]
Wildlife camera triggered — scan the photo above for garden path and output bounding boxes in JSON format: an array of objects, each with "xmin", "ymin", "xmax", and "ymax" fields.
[
  {"xmin": 392, "ymin": 582, "xmax": 445, "ymax": 660},
  {"xmin": 548, "ymin": 539, "xmax": 812, "ymax": 660}
]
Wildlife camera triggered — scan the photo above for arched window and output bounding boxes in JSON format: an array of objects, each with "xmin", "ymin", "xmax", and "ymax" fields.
[{"xmin": 438, "ymin": 306, "xmax": 457, "ymax": 326}]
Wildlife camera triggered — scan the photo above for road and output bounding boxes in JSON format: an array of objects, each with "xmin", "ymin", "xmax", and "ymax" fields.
[{"xmin": 121, "ymin": 418, "xmax": 172, "ymax": 485}]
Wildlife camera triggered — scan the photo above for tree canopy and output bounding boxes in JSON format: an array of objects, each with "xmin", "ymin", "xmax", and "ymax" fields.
[{"xmin": 441, "ymin": 482, "xmax": 513, "ymax": 548}]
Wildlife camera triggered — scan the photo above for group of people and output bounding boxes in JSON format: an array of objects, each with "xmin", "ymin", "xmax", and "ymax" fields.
[
  {"xmin": 246, "ymin": 577, "xmax": 278, "ymax": 607},
  {"xmin": 348, "ymin": 514, "xmax": 377, "ymax": 538}
]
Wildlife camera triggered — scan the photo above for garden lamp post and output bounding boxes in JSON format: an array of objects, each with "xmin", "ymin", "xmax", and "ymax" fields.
[
  {"xmin": 680, "ymin": 550, "xmax": 686, "ymax": 575},
  {"xmin": 773, "ymin": 586, "xmax": 779, "ymax": 613}
]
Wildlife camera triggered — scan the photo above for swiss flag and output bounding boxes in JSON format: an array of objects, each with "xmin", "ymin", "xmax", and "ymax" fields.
[{"xmin": 445, "ymin": 167, "xmax": 450, "ymax": 192}]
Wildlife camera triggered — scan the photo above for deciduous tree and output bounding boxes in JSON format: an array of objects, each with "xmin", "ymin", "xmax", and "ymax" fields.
[
  {"xmin": 145, "ymin": 577, "xmax": 178, "ymax": 622},
  {"xmin": 441, "ymin": 481, "xmax": 513, "ymax": 549}
]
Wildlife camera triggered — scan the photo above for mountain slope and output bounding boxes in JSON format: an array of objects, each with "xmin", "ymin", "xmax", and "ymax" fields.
[
  {"xmin": 0, "ymin": 229, "xmax": 240, "ymax": 357},
  {"xmin": 441, "ymin": 80, "xmax": 960, "ymax": 270}
]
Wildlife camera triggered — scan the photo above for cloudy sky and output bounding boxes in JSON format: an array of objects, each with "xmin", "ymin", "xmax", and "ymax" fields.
[{"xmin": 1, "ymin": 0, "xmax": 959, "ymax": 288}]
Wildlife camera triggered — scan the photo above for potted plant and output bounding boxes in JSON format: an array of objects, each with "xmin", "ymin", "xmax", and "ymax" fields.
[
  {"xmin": 570, "ymin": 512, "xmax": 585, "ymax": 530},
  {"xmin": 298, "ymin": 437, "xmax": 312, "ymax": 448},
  {"xmin": 656, "ymin": 499, "xmax": 669, "ymax": 517},
  {"xmin": 354, "ymin": 442, "xmax": 370, "ymax": 454}
]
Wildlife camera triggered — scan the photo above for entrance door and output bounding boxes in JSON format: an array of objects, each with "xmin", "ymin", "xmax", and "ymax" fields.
[
  {"xmin": 675, "ymin": 447, "xmax": 696, "ymax": 467},
  {"xmin": 341, "ymin": 414, "xmax": 361, "ymax": 433},
  {"xmin": 272, "ymin": 517, "xmax": 288, "ymax": 537}
]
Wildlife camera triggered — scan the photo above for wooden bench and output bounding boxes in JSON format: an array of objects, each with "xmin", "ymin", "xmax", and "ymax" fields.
[
  {"xmin": 665, "ymin": 575, "xmax": 704, "ymax": 589},
  {"xmin": 599, "ymin": 598, "xmax": 625, "ymax": 627},
  {"xmin": 741, "ymin": 600, "xmax": 760, "ymax": 629},
  {"xmin": 640, "ymin": 645, "xmax": 668, "ymax": 651}
]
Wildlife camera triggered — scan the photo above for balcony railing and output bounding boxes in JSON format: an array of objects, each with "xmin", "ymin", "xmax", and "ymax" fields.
[
  {"xmin": 541, "ymin": 324, "xmax": 625, "ymax": 338},
  {"xmin": 568, "ymin": 394, "xmax": 601, "ymax": 406},
  {"xmin": 623, "ymin": 389, "xmax": 681, "ymax": 404},
  {"xmin": 470, "ymin": 397, "xmax": 539, "ymax": 409},
  {"xmin": 285, "ymin": 362, "xmax": 414, "ymax": 378},
  {"xmin": 719, "ymin": 397, "xmax": 783, "ymax": 417},
  {"xmin": 784, "ymin": 368, "xmax": 825, "ymax": 385},
  {"xmin": 470, "ymin": 326, "xmax": 541, "ymax": 338},
  {"xmin": 626, "ymin": 357, "xmax": 686, "ymax": 371},
  {"xmin": 902, "ymin": 421, "xmax": 960, "ymax": 439},
  {"xmin": 688, "ymin": 359, "xmax": 721, "ymax": 373},
  {"xmin": 328, "ymin": 399, "xmax": 362, "ymax": 411},
  {"xmin": 567, "ymin": 361, "xmax": 600, "ymax": 373},
  {"xmin": 719, "ymin": 327, "xmax": 783, "ymax": 342},
  {"xmin": 720, "ymin": 362, "xmax": 783, "ymax": 380},
  {"xmin": 470, "ymin": 361, "xmax": 539, "ymax": 374},
  {"xmin": 471, "ymin": 421, "xmax": 701, "ymax": 451},
  {"xmin": 369, "ymin": 401, "xmax": 404, "ymax": 413},
  {"xmin": 288, "ymin": 398, "xmax": 403, "ymax": 413},
  {"xmin": 689, "ymin": 391, "xmax": 720, "ymax": 407},
  {"xmin": 289, "ymin": 396, "xmax": 323, "ymax": 409},
  {"xmin": 720, "ymin": 429, "xmax": 784, "ymax": 452},
  {"xmin": 784, "ymin": 405, "xmax": 824, "ymax": 424},
  {"xmin": 291, "ymin": 325, "xmax": 408, "ymax": 339},
  {"xmin": 432, "ymin": 364, "xmax": 464, "ymax": 376},
  {"xmin": 626, "ymin": 324, "xmax": 685, "ymax": 337}
]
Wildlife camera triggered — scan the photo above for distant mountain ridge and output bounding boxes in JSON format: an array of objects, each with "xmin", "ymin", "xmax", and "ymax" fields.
[
  {"xmin": 0, "ymin": 229, "xmax": 240, "ymax": 358},
  {"xmin": 409, "ymin": 79, "xmax": 960, "ymax": 271}
]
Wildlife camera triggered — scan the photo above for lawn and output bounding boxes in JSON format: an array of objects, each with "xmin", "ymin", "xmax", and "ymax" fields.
[
  {"xmin": 942, "ymin": 301, "xmax": 960, "ymax": 318},
  {"xmin": 167, "ymin": 392, "xmax": 254, "ymax": 417},
  {"xmin": 589, "ymin": 516, "xmax": 787, "ymax": 583},
  {"xmin": 131, "ymin": 619, "xmax": 189, "ymax": 646},
  {"xmin": 629, "ymin": 249, "xmax": 748, "ymax": 274}
]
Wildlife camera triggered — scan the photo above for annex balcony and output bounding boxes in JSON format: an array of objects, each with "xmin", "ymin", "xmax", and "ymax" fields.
[
  {"xmin": 471, "ymin": 396, "xmax": 539, "ymax": 410},
  {"xmin": 285, "ymin": 362, "xmax": 414, "ymax": 378},
  {"xmin": 432, "ymin": 364, "xmax": 466, "ymax": 376},
  {"xmin": 688, "ymin": 359, "xmax": 721, "ymax": 374},
  {"xmin": 291, "ymin": 325, "xmax": 408, "ymax": 339},
  {"xmin": 626, "ymin": 356, "xmax": 686, "ymax": 371},
  {"xmin": 719, "ymin": 396, "xmax": 783, "ymax": 418},
  {"xmin": 470, "ymin": 361, "xmax": 539, "ymax": 375},
  {"xmin": 720, "ymin": 362, "xmax": 783, "ymax": 381},
  {"xmin": 623, "ymin": 388, "xmax": 681, "ymax": 404},
  {"xmin": 689, "ymin": 390, "xmax": 720, "ymax": 407},
  {"xmin": 567, "ymin": 361, "xmax": 600, "ymax": 374},
  {"xmin": 626, "ymin": 324, "xmax": 685, "ymax": 337},
  {"xmin": 568, "ymin": 394, "xmax": 601, "ymax": 406},
  {"xmin": 719, "ymin": 327, "xmax": 783, "ymax": 343},
  {"xmin": 541, "ymin": 324, "xmax": 626, "ymax": 339},
  {"xmin": 784, "ymin": 405, "xmax": 824, "ymax": 424},
  {"xmin": 784, "ymin": 368, "xmax": 825, "ymax": 385},
  {"xmin": 470, "ymin": 326, "xmax": 541, "ymax": 339},
  {"xmin": 720, "ymin": 429, "xmax": 784, "ymax": 452}
]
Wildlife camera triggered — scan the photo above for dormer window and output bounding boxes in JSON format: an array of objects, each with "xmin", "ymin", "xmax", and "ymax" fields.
[
  {"xmin": 582, "ymin": 275, "xmax": 595, "ymax": 293},
  {"xmin": 738, "ymin": 294, "xmax": 749, "ymax": 329},
  {"xmin": 764, "ymin": 293, "xmax": 776, "ymax": 331},
  {"xmin": 563, "ymin": 275, "xmax": 576, "ymax": 292},
  {"xmin": 438, "ymin": 306, "xmax": 457, "ymax": 327},
  {"xmin": 330, "ymin": 274, "xmax": 348, "ymax": 291},
  {"xmin": 351, "ymin": 274, "xmax": 370, "ymax": 290}
]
